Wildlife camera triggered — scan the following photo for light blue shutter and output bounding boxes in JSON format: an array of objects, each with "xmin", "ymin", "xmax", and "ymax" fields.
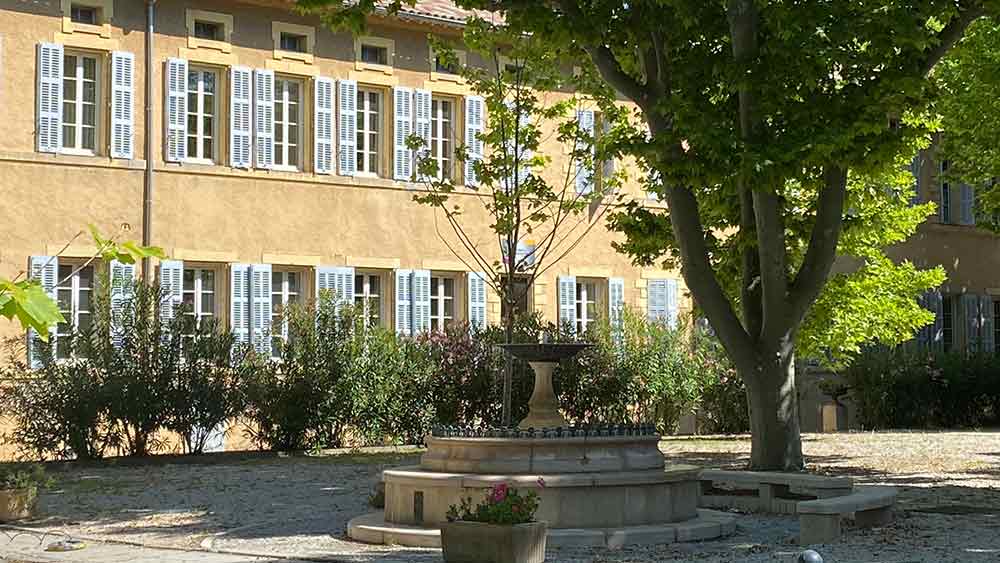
[
  {"xmin": 666, "ymin": 279, "xmax": 679, "ymax": 329},
  {"xmin": 414, "ymin": 89, "xmax": 432, "ymax": 179},
  {"xmin": 963, "ymin": 293, "xmax": 980, "ymax": 354},
  {"xmin": 413, "ymin": 270, "xmax": 431, "ymax": 333},
  {"xmin": 609, "ymin": 277, "xmax": 625, "ymax": 338},
  {"xmin": 558, "ymin": 275, "xmax": 577, "ymax": 332},
  {"xmin": 575, "ymin": 109, "xmax": 595, "ymax": 195},
  {"xmin": 337, "ymin": 79, "xmax": 357, "ymax": 176},
  {"xmin": 110, "ymin": 259, "xmax": 136, "ymax": 348},
  {"xmin": 393, "ymin": 86, "xmax": 413, "ymax": 180},
  {"xmin": 647, "ymin": 279, "xmax": 668, "ymax": 323},
  {"xmin": 960, "ymin": 184, "xmax": 975, "ymax": 226},
  {"xmin": 159, "ymin": 260, "xmax": 184, "ymax": 324},
  {"xmin": 251, "ymin": 264, "xmax": 272, "ymax": 355},
  {"xmin": 36, "ymin": 43, "xmax": 64, "ymax": 153},
  {"xmin": 28, "ymin": 256, "xmax": 58, "ymax": 368},
  {"xmin": 230, "ymin": 264, "xmax": 250, "ymax": 346},
  {"xmin": 165, "ymin": 58, "xmax": 188, "ymax": 162},
  {"xmin": 230, "ymin": 66, "xmax": 252, "ymax": 168},
  {"xmin": 110, "ymin": 51, "xmax": 135, "ymax": 159},
  {"xmin": 981, "ymin": 295, "xmax": 995, "ymax": 355},
  {"xmin": 464, "ymin": 95, "xmax": 484, "ymax": 186},
  {"xmin": 254, "ymin": 69, "xmax": 275, "ymax": 169},
  {"xmin": 314, "ymin": 77, "xmax": 334, "ymax": 174},
  {"xmin": 395, "ymin": 269, "xmax": 413, "ymax": 335},
  {"xmin": 468, "ymin": 272, "xmax": 487, "ymax": 331},
  {"xmin": 316, "ymin": 266, "xmax": 355, "ymax": 309}
]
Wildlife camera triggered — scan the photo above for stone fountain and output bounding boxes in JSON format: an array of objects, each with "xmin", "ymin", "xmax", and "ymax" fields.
[{"xmin": 348, "ymin": 343, "xmax": 734, "ymax": 548}]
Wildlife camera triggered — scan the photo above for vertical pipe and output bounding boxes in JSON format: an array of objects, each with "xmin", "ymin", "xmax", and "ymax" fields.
[{"xmin": 141, "ymin": 0, "xmax": 156, "ymax": 280}]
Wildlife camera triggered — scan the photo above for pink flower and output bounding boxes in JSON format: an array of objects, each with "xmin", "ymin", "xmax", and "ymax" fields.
[
  {"xmin": 537, "ymin": 477, "xmax": 546, "ymax": 488},
  {"xmin": 490, "ymin": 483, "xmax": 508, "ymax": 503}
]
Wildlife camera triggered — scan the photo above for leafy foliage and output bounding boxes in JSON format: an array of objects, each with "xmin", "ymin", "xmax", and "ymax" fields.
[
  {"xmin": 0, "ymin": 463, "xmax": 52, "ymax": 490},
  {"xmin": 447, "ymin": 482, "xmax": 541, "ymax": 525}
]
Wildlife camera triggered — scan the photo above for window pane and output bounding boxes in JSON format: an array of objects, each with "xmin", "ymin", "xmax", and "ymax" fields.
[
  {"xmin": 369, "ymin": 276, "xmax": 380, "ymax": 295},
  {"xmin": 83, "ymin": 57, "xmax": 95, "ymax": 80},
  {"xmin": 188, "ymin": 71, "xmax": 199, "ymax": 90},
  {"xmin": 443, "ymin": 278, "xmax": 454, "ymax": 297},
  {"xmin": 201, "ymin": 270, "xmax": 215, "ymax": 289},
  {"xmin": 444, "ymin": 298, "xmax": 454, "ymax": 317},
  {"xmin": 288, "ymin": 148, "xmax": 298, "ymax": 167},
  {"xmin": 203, "ymin": 71, "xmax": 216, "ymax": 94},
  {"xmin": 77, "ymin": 312, "xmax": 92, "ymax": 333},
  {"xmin": 272, "ymin": 272, "xmax": 282, "ymax": 287},
  {"xmin": 57, "ymin": 289, "xmax": 72, "ymax": 311},
  {"xmin": 78, "ymin": 266, "xmax": 93, "ymax": 287},
  {"xmin": 288, "ymin": 272, "xmax": 299, "ymax": 292},
  {"xmin": 201, "ymin": 293, "xmax": 214, "ymax": 315},
  {"xmin": 187, "ymin": 137, "xmax": 198, "ymax": 158},
  {"xmin": 203, "ymin": 138, "xmax": 213, "ymax": 159},
  {"xmin": 82, "ymin": 128, "xmax": 95, "ymax": 150},
  {"xmin": 63, "ymin": 125, "xmax": 75, "ymax": 147},
  {"xmin": 182, "ymin": 292, "xmax": 195, "ymax": 309},
  {"xmin": 63, "ymin": 55, "xmax": 76, "ymax": 77},
  {"xmin": 64, "ymin": 79, "xmax": 77, "ymax": 102},
  {"xmin": 82, "ymin": 104, "xmax": 95, "ymax": 126},
  {"xmin": 183, "ymin": 269, "xmax": 195, "ymax": 290}
]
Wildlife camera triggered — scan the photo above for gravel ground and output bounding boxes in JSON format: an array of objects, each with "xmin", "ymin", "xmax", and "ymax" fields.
[{"xmin": 10, "ymin": 432, "xmax": 1000, "ymax": 562}]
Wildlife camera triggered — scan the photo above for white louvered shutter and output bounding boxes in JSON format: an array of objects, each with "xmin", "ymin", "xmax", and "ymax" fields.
[
  {"xmin": 110, "ymin": 259, "xmax": 136, "ymax": 348},
  {"xmin": 414, "ymin": 89, "xmax": 431, "ymax": 179},
  {"xmin": 230, "ymin": 66, "xmax": 252, "ymax": 168},
  {"xmin": 316, "ymin": 266, "xmax": 355, "ymax": 309},
  {"xmin": 165, "ymin": 58, "xmax": 188, "ymax": 162},
  {"xmin": 395, "ymin": 269, "xmax": 413, "ymax": 335},
  {"xmin": 393, "ymin": 87, "xmax": 413, "ymax": 180},
  {"xmin": 251, "ymin": 264, "xmax": 272, "ymax": 355},
  {"xmin": 413, "ymin": 270, "xmax": 431, "ymax": 333},
  {"xmin": 558, "ymin": 275, "xmax": 577, "ymax": 332},
  {"xmin": 666, "ymin": 279, "xmax": 679, "ymax": 329},
  {"xmin": 110, "ymin": 51, "xmax": 135, "ymax": 159},
  {"xmin": 159, "ymin": 260, "xmax": 184, "ymax": 324},
  {"xmin": 254, "ymin": 69, "xmax": 275, "ymax": 169},
  {"xmin": 960, "ymin": 184, "xmax": 975, "ymax": 226},
  {"xmin": 981, "ymin": 295, "xmax": 995, "ymax": 355},
  {"xmin": 465, "ymin": 95, "xmax": 484, "ymax": 186},
  {"xmin": 575, "ymin": 109, "xmax": 595, "ymax": 195},
  {"xmin": 930, "ymin": 290, "xmax": 944, "ymax": 351},
  {"xmin": 468, "ymin": 272, "xmax": 487, "ymax": 331},
  {"xmin": 230, "ymin": 264, "xmax": 250, "ymax": 346},
  {"xmin": 314, "ymin": 77, "xmax": 334, "ymax": 175},
  {"xmin": 27, "ymin": 256, "xmax": 58, "ymax": 368},
  {"xmin": 609, "ymin": 277, "xmax": 625, "ymax": 337},
  {"xmin": 963, "ymin": 293, "xmax": 980, "ymax": 354},
  {"xmin": 337, "ymin": 79, "xmax": 357, "ymax": 176},
  {"xmin": 36, "ymin": 43, "xmax": 64, "ymax": 153},
  {"xmin": 647, "ymin": 279, "xmax": 667, "ymax": 323}
]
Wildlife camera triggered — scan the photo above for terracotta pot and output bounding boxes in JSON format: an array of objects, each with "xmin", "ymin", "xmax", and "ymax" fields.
[
  {"xmin": 441, "ymin": 521, "xmax": 546, "ymax": 563},
  {"xmin": 0, "ymin": 486, "xmax": 37, "ymax": 522}
]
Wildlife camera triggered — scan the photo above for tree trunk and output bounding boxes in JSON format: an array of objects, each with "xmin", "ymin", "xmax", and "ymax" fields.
[
  {"xmin": 739, "ymin": 345, "xmax": 803, "ymax": 471},
  {"xmin": 501, "ymin": 296, "xmax": 515, "ymax": 427}
]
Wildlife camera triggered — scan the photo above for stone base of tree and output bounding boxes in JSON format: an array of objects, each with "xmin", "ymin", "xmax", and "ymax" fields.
[
  {"xmin": 441, "ymin": 521, "xmax": 546, "ymax": 563},
  {"xmin": 0, "ymin": 487, "xmax": 37, "ymax": 522}
]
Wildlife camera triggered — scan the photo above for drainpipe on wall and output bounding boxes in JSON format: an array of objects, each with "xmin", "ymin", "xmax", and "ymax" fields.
[{"xmin": 141, "ymin": 0, "xmax": 157, "ymax": 281}]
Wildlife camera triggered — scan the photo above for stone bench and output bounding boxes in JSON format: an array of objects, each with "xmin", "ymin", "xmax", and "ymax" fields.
[
  {"xmin": 700, "ymin": 470, "xmax": 854, "ymax": 514},
  {"xmin": 797, "ymin": 486, "xmax": 897, "ymax": 545}
]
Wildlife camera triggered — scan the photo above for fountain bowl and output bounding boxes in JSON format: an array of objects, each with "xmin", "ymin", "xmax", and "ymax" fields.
[{"xmin": 497, "ymin": 342, "xmax": 592, "ymax": 363}]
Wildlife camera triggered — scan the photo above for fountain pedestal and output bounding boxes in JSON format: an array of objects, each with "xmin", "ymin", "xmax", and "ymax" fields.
[{"xmin": 519, "ymin": 361, "xmax": 566, "ymax": 429}]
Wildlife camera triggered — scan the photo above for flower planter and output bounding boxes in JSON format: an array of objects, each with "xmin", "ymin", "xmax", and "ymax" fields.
[
  {"xmin": 441, "ymin": 521, "xmax": 547, "ymax": 563},
  {"xmin": 0, "ymin": 486, "xmax": 37, "ymax": 522}
]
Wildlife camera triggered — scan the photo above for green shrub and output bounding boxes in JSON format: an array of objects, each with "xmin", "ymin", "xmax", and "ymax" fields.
[{"xmin": 0, "ymin": 463, "xmax": 52, "ymax": 490}]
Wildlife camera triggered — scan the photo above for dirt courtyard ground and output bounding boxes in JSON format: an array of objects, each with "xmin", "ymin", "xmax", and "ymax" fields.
[{"xmin": 3, "ymin": 431, "xmax": 999, "ymax": 562}]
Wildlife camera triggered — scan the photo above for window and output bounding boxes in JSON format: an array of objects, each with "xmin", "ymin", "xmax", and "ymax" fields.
[
  {"xmin": 430, "ymin": 276, "xmax": 456, "ymax": 332},
  {"xmin": 62, "ymin": 52, "xmax": 99, "ymax": 154},
  {"xmin": 55, "ymin": 264, "xmax": 94, "ymax": 359},
  {"xmin": 279, "ymin": 32, "xmax": 306, "ymax": 53},
  {"xmin": 354, "ymin": 273, "xmax": 383, "ymax": 327},
  {"xmin": 501, "ymin": 277, "xmax": 532, "ymax": 319},
  {"xmin": 356, "ymin": 89, "xmax": 382, "ymax": 175},
  {"xmin": 70, "ymin": 4, "xmax": 98, "ymax": 24},
  {"xmin": 194, "ymin": 20, "xmax": 221, "ymax": 41},
  {"xmin": 181, "ymin": 268, "xmax": 216, "ymax": 335},
  {"xmin": 942, "ymin": 294, "xmax": 954, "ymax": 351},
  {"xmin": 274, "ymin": 78, "xmax": 302, "ymax": 170},
  {"xmin": 435, "ymin": 56, "xmax": 458, "ymax": 75},
  {"xmin": 430, "ymin": 98, "xmax": 454, "ymax": 181},
  {"xmin": 186, "ymin": 68, "xmax": 218, "ymax": 163},
  {"xmin": 270, "ymin": 271, "xmax": 301, "ymax": 358},
  {"xmin": 940, "ymin": 160, "xmax": 952, "ymax": 224},
  {"xmin": 361, "ymin": 44, "xmax": 388, "ymax": 65},
  {"xmin": 575, "ymin": 280, "xmax": 598, "ymax": 334}
]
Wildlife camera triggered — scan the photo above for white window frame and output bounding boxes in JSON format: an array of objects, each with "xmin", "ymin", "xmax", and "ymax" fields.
[
  {"xmin": 185, "ymin": 67, "xmax": 218, "ymax": 165},
  {"xmin": 61, "ymin": 51, "xmax": 101, "ymax": 156},
  {"xmin": 54, "ymin": 262, "xmax": 94, "ymax": 359},
  {"xmin": 270, "ymin": 270, "xmax": 301, "ymax": 358},
  {"xmin": 273, "ymin": 76, "xmax": 303, "ymax": 171},
  {"xmin": 430, "ymin": 275, "xmax": 457, "ymax": 332},
  {"xmin": 430, "ymin": 97, "xmax": 454, "ymax": 181},
  {"xmin": 182, "ymin": 267, "xmax": 217, "ymax": 332},
  {"xmin": 354, "ymin": 271, "xmax": 384, "ymax": 327},
  {"xmin": 356, "ymin": 87, "xmax": 382, "ymax": 177},
  {"xmin": 575, "ymin": 279, "xmax": 601, "ymax": 334}
]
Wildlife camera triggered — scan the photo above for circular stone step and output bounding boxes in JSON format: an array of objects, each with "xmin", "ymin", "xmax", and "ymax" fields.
[{"xmin": 347, "ymin": 509, "xmax": 737, "ymax": 549}]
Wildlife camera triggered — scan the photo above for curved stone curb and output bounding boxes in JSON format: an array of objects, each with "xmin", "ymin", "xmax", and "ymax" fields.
[{"xmin": 347, "ymin": 509, "xmax": 737, "ymax": 549}]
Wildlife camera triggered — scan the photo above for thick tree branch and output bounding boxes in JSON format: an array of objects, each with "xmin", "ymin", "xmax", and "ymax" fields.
[
  {"xmin": 919, "ymin": 2, "xmax": 986, "ymax": 76},
  {"xmin": 786, "ymin": 165, "xmax": 848, "ymax": 329},
  {"xmin": 739, "ymin": 187, "xmax": 763, "ymax": 340}
]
